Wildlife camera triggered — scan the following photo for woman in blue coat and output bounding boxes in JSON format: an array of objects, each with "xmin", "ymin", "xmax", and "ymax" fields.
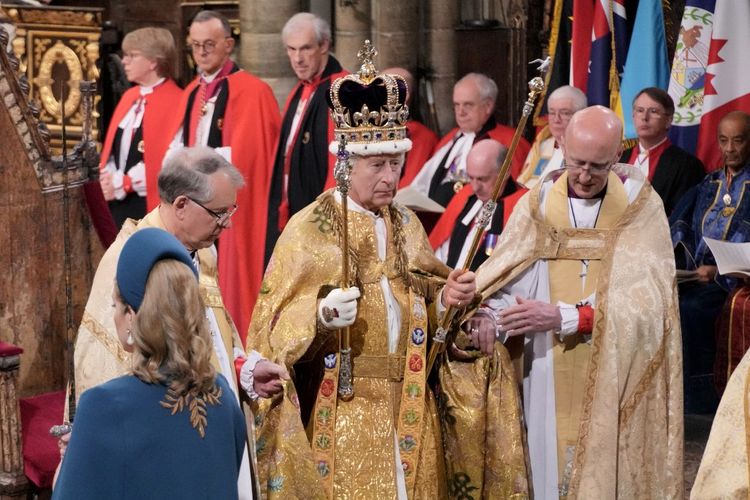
[{"xmin": 53, "ymin": 228, "xmax": 247, "ymax": 499}]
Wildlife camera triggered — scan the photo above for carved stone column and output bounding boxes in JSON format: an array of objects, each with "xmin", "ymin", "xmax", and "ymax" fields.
[
  {"xmin": 238, "ymin": 0, "xmax": 302, "ymax": 107},
  {"xmin": 334, "ymin": 0, "xmax": 371, "ymax": 71},
  {"xmin": 371, "ymin": 0, "xmax": 418, "ymax": 71},
  {"xmin": 424, "ymin": 0, "xmax": 460, "ymax": 135},
  {"xmin": 0, "ymin": 344, "xmax": 27, "ymax": 499}
]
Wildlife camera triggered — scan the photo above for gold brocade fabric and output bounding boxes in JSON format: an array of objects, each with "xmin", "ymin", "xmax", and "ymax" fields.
[
  {"xmin": 438, "ymin": 345, "xmax": 530, "ymax": 498},
  {"xmin": 474, "ymin": 165, "xmax": 684, "ymax": 499},
  {"xmin": 690, "ymin": 348, "xmax": 750, "ymax": 498},
  {"xmin": 247, "ymin": 190, "xmax": 450, "ymax": 499},
  {"xmin": 72, "ymin": 208, "xmax": 242, "ymax": 403},
  {"xmin": 517, "ymin": 125, "xmax": 553, "ymax": 188},
  {"xmin": 545, "ymin": 171, "xmax": 628, "ymax": 493}
]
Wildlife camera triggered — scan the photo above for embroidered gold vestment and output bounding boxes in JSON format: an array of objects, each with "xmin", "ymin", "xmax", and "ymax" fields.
[
  {"xmin": 474, "ymin": 167, "xmax": 684, "ymax": 498},
  {"xmin": 248, "ymin": 190, "xmax": 458, "ymax": 499},
  {"xmin": 691, "ymin": 347, "xmax": 750, "ymax": 498}
]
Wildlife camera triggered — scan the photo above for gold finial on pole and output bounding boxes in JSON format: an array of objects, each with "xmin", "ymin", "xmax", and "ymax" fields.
[{"xmin": 425, "ymin": 58, "xmax": 550, "ymax": 374}]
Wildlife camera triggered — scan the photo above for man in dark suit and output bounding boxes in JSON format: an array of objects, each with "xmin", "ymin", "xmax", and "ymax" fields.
[{"xmin": 620, "ymin": 87, "xmax": 704, "ymax": 214}]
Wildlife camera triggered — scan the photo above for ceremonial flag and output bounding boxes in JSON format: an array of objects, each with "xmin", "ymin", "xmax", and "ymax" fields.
[
  {"xmin": 668, "ymin": 0, "xmax": 716, "ymax": 155},
  {"xmin": 695, "ymin": 0, "xmax": 750, "ymax": 170},
  {"xmin": 571, "ymin": 0, "xmax": 594, "ymax": 91},
  {"xmin": 615, "ymin": 0, "xmax": 670, "ymax": 139},
  {"xmin": 534, "ymin": 0, "xmax": 574, "ymax": 124},
  {"xmin": 586, "ymin": 0, "xmax": 628, "ymax": 107}
]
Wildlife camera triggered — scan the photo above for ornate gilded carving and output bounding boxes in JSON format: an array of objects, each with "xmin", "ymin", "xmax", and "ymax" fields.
[
  {"xmin": 7, "ymin": 5, "xmax": 102, "ymax": 152},
  {"xmin": 6, "ymin": 8, "xmax": 100, "ymax": 28},
  {"xmin": 36, "ymin": 41, "xmax": 82, "ymax": 123}
]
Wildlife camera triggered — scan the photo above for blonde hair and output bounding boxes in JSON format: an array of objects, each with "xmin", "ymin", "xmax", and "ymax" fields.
[
  {"xmin": 122, "ymin": 259, "xmax": 216, "ymax": 395},
  {"xmin": 122, "ymin": 27, "xmax": 176, "ymax": 79}
]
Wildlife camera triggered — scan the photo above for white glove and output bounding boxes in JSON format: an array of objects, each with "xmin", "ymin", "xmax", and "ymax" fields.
[
  {"xmin": 127, "ymin": 161, "xmax": 147, "ymax": 198},
  {"xmin": 318, "ymin": 287, "xmax": 360, "ymax": 329},
  {"xmin": 111, "ymin": 170, "xmax": 127, "ymax": 200}
]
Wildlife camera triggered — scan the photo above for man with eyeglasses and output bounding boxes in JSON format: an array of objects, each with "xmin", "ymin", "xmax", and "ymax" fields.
[
  {"xmin": 408, "ymin": 73, "xmax": 530, "ymax": 207},
  {"xmin": 72, "ymin": 147, "xmax": 289, "ymax": 500},
  {"xmin": 264, "ymin": 12, "xmax": 347, "ymax": 267},
  {"xmin": 169, "ymin": 9, "xmax": 281, "ymax": 339},
  {"xmin": 620, "ymin": 87, "xmax": 704, "ymax": 215},
  {"xmin": 465, "ymin": 105, "xmax": 682, "ymax": 497},
  {"xmin": 517, "ymin": 85, "xmax": 587, "ymax": 188},
  {"xmin": 670, "ymin": 111, "xmax": 750, "ymax": 414}
]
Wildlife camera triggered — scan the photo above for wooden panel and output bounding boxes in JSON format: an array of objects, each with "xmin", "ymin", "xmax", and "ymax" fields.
[{"xmin": 0, "ymin": 84, "xmax": 99, "ymax": 397}]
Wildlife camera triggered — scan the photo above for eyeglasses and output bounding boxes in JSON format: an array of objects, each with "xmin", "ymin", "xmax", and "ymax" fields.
[
  {"xmin": 187, "ymin": 197, "xmax": 237, "ymax": 225},
  {"xmin": 189, "ymin": 38, "xmax": 230, "ymax": 54},
  {"xmin": 548, "ymin": 109, "xmax": 575, "ymax": 120},
  {"xmin": 633, "ymin": 106, "xmax": 666, "ymax": 118},
  {"xmin": 564, "ymin": 160, "xmax": 612, "ymax": 176}
]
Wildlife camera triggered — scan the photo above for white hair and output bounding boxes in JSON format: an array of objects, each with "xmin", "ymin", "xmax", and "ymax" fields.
[
  {"xmin": 282, "ymin": 12, "xmax": 331, "ymax": 45},
  {"xmin": 548, "ymin": 85, "xmax": 587, "ymax": 111}
]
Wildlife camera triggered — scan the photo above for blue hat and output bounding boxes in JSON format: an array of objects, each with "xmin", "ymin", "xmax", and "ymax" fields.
[{"xmin": 116, "ymin": 228, "xmax": 198, "ymax": 311}]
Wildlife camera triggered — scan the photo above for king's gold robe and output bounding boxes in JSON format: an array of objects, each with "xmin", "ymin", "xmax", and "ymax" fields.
[
  {"xmin": 248, "ymin": 190, "xmax": 462, "ymax": 499},
  {"xmin": 475, "ymin": 166, "xmax": 683, "ymax": 498}
]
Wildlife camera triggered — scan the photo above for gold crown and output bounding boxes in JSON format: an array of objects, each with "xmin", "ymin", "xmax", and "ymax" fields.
[{"xmin": 328, "ymin": 40, "xmax": 412, "ymax": 155}]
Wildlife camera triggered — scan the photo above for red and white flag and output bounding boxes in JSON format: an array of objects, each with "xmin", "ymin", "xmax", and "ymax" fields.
[{"xmin": 696, "ymin": 0, "xmax": 750, "ymax": 171}]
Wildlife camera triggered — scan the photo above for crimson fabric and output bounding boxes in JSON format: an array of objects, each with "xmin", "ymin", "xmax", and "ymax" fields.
[
  {"xmin": 188, "ymin": 60, "xmax": 235, "ymax": 148},
  {"xmin": 428, "ymin": 185, "xmax": 473, "ymax": 249},
  {"xmin": 0, "ymin": 341, "xmax": 22, "ymax": 356},
  {"xmin": 626, "ymin": 139, "xmax": 672, "ymax": 182},
  {"xmin": 99, "ymin": 80, "xmax": 183, "ymax": 211},
  {"xmin": 177, "ymin": 71, "xmax": 281, "ymax": 343},
  {"xmin": 399, "ymin": 120, "xmax": 439, "ymax": 188},
  {"xmin": 714, "ymin": 286, "xmax": 750, "ymax": 395},
  {"xmin": 432, "ymin": 124, "xmax": 531, "ymax": 181},
  {"xmin": 20, "ymin": 390, "xmax": 65, "ymax": 488},
  {"xmin": 83, "ymin": 182, "xmax": 117, "ymax": 248}
]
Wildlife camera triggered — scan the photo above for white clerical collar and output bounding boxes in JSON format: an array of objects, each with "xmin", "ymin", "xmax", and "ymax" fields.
[
  {"xmin": 638, "ymin": 136, "xmax": 668, "ymax": 155},
  {"xmin": 139, "ymin": 77, "xmax": 165, "ymax": 96},
  {"xmin": 201, "ymin": 66, "xmax": 223, "ymax": 83},
  {"xmin": 333, "ymin": 190, "xmax": 383, "ymax": 219}
]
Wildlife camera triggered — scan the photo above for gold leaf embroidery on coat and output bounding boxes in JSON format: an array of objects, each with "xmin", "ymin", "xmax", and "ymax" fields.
[{"xmin": 159, "ymin": 384, "xmax": 223, "ymax": 438}]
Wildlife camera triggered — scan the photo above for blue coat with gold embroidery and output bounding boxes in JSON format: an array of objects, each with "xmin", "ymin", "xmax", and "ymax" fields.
[
  {"xmin": 670, "ymin": 162, "xmax": 750, "ymax": 290},
  {"xmin": 53, "ymin": 374, "xmax": 245, "ymax": 499}
]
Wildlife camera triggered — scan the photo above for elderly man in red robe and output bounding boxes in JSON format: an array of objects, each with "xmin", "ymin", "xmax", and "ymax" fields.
[{"xmin": 169, "ymin": 10, "xmax": 281, "ymax": 337}]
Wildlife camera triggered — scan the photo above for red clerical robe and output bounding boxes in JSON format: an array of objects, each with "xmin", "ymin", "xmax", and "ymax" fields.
[
  {"xmin": 177, "ymin": 70, "xmax": 281, "ymax": 342},
  {"xmin": 399, "ymin": 120, "xmax": 439, "ymax": 188},
  {"xmin": 100, "ymin": 80, "xmax": 183, "ymax": 211}
]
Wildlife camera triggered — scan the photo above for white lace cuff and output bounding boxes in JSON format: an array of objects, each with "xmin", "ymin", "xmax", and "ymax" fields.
[
  {"xmin": 239, "ymin": 350, "xmax": 264, "ymax": 401},
  {"xmin": 557, "ymin": 301, "xmax": 579, "ymax": 338},
  {"xmin": 111, "ymin": 170, "xmax": 127, "ymax": 200},
  {"xmin": 128, "ymin": 162, "xmax": 147, "ymax": 197}
]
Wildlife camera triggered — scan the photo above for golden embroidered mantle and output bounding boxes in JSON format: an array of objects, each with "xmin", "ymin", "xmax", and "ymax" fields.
[
  {"xmin": 72, "ymin": 208, "xmax": 243, "ymax": 401},
  {"xmin": 247, "ymin": 190, "xmax": 453, "ymax": 499},
  {"xmin": 474, "ymin": 168, "xmax": 684, "ymax": 498}
]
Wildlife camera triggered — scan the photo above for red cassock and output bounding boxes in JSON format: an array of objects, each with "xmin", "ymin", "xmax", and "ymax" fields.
[
  {"xmin": 399, "ymin": 120, "xmax": 439, "ymax": 188},
  {"xmin": 178, "ymin": 71, "xmax": 281, "ymax": 343},
  {"xmin": 99, "ymin": 80, "xmax": 183, "ymax": 211}
]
